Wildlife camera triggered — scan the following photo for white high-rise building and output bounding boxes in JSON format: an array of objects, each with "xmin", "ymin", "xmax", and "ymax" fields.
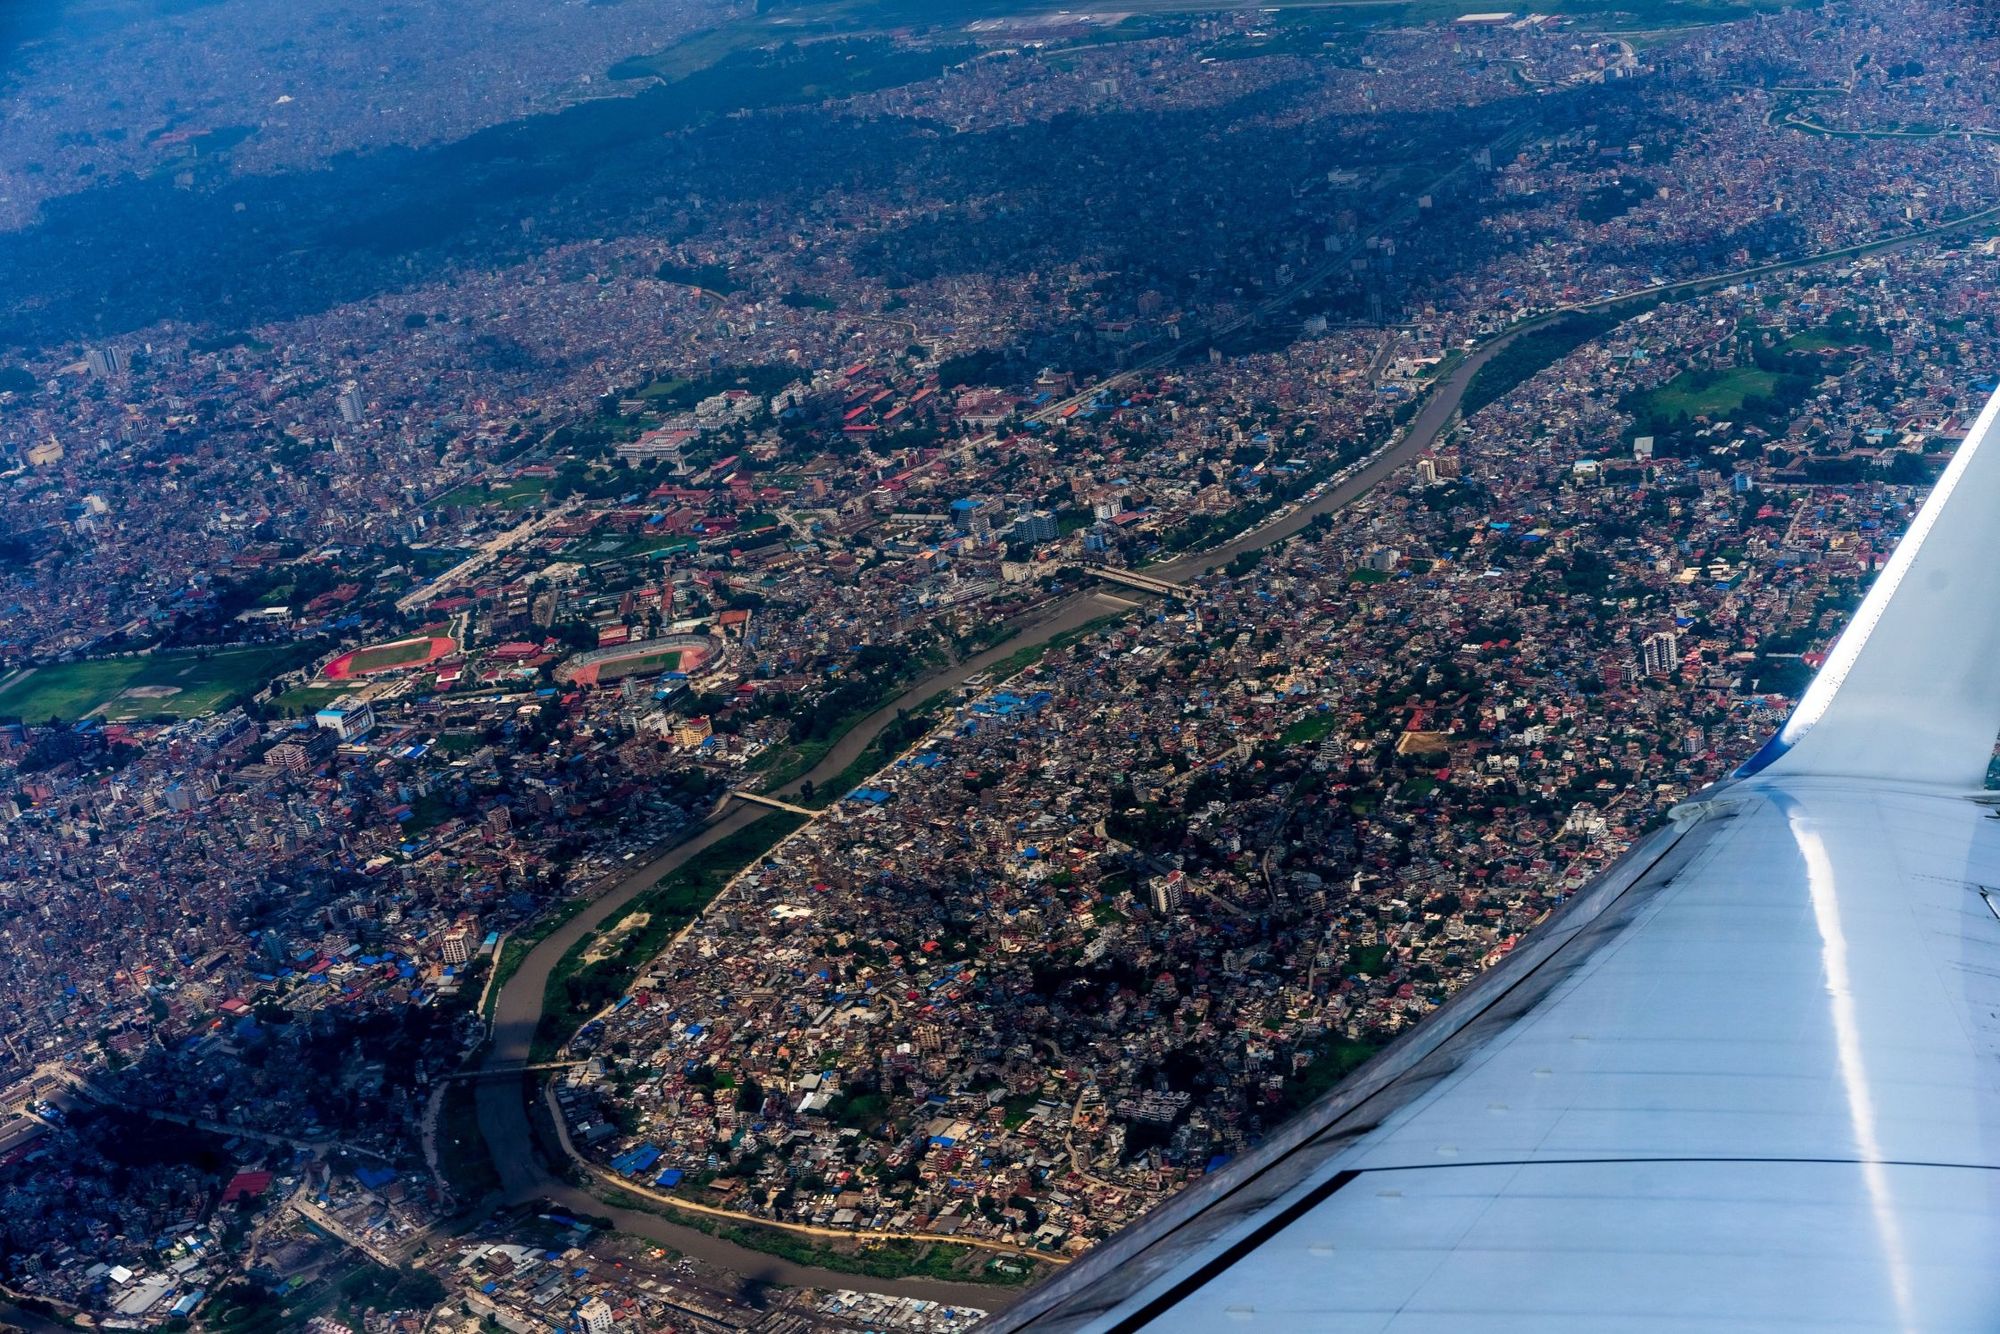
[{"xmin": 1641, "ymin": 630, "xmax": 1680, "ymax": 679}]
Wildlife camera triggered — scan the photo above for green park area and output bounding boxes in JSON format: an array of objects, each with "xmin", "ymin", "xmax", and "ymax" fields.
[
  {"xmin": 1784, "ymin": 323, "xmax": 1892, "ymax": 353},
  {"xmin": 633, "ymin": 376, "xmax": 690, "ymax": 402},
  {"xmin": 1275, "ymin": 1036, "xmax": 1384, "ymax": 1118},
  {"xmin": 780, "ymin": 289, "xmax": 838, "ymax": 311},
  {"xmin": 566, "ymin": 532, "xmax": 700, "ymax": 563},
  {"xmin": 653, "ymin": 262, "xmax": 742, "ymax": 295},
  {"xmin": 437, "ymin": 477, "xmax": 549, "ymax": 510},
  {"xmin": 0, "ymin": 644, "xmax": 314, "ymax": 724},
  {"xmin": 1280, "ymin": 712, "xmax": 1340, "ymax": 747},
  {"xmin": 1632, "ymin": 365, "xmax": 1786, "ymax": 421}
]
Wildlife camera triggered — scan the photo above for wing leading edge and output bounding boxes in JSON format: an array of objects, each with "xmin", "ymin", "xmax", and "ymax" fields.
[{"xmin": 981, "ymin": 383, "xmax": 2000, "ymax": 1332}]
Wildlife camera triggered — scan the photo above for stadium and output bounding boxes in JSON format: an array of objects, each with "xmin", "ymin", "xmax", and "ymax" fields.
[{"xmin": 555, "ymin": 632, "xmax": 723, "ymax": 687}]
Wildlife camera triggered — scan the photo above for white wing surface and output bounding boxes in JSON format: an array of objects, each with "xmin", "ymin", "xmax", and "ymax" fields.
[{"xmin": 982, "ymin": 384, "xmax": 2000, "ymax": 1333}]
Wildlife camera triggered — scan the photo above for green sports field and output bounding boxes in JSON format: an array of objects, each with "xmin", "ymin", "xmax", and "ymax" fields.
[
  {"xmin": 267, "ymin": 684, "xmax": 359, "ymax": 720},
  {"xmin": 597, "ymin": 647, "xmax": 684, "ymax": 681},
  {"xmin": 346, "ymin": 638, "xmax": 434, "ymax": 673},
  {"xmin": 0, "ymin": 644, "xmax": 312, "ymax": 724}
]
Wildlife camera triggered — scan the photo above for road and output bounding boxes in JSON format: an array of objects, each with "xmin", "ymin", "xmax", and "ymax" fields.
[
  {"xmin": 397, "ymin": 499, "xmax": 582, "ymax": 613},
  {"xmin": 292, "ymin": 1190, "xmax": 412, "ymax": 1271},
  {"xmin": 474, "ymin": 197, "xmax": 2000, "ymax": 1307}
]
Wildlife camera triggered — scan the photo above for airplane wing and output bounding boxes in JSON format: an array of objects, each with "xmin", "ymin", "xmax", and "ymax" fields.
[{"xmin": 981, "ymin": 387, "xmax": 2000, "ymax": 1332}]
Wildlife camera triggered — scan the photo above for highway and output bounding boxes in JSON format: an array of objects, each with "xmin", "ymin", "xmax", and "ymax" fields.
[{"xmin": 473, "ymin": 197, "xmax": 2000, "ymax": 1307}]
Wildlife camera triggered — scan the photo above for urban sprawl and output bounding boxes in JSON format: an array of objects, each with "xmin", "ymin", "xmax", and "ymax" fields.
[{"xmin": 0, "ymin": 0, "xmax": 1996, "ymax": 1328}]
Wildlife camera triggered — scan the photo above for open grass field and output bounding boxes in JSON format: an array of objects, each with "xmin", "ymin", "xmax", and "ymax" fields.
[
  {"xmin": 1633, "ymin": 365, "xmax": 1785, "ymax": 420},
  {"xmin": 569, "ymin": 533, "xmax": 702, "ymax": 563},
  {"xmin": 634, "ymin": 376, "xmax": 690, "ymax": 401},
  {"xmin": 0, "ymin": 644, "xmax": 312, "ymax": 723},
  {"xmin": 1280, "ymin": 712, "xmax": 1339, "ymax": 747},
  {"xmin": 1784, "ymin": 324, "xmax": 1892, "ymax": 353},
  {"xmin": 437, "ymin": 477, "xmax": 550, "ymax": 510},
  {"xmin": 268, "ymin": 684, "xmax": 360, "ymax": 720}
]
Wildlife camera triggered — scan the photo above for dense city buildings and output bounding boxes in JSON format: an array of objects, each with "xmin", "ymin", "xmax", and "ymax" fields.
[{"xmin": 0, "ymin": 0, "xmax": 1997, "ymax": 1326}]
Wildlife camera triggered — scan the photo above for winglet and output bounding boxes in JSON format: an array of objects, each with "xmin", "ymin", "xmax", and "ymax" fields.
[{"xmin": 1738, "ymin": 378, "xmax": 2000, "ymax": 789}]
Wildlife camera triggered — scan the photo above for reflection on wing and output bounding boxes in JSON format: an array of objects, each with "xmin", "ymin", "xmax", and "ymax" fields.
[{"xmin": 981, "ymin": 386, "xmax": 2000, "ymax": 1333}]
